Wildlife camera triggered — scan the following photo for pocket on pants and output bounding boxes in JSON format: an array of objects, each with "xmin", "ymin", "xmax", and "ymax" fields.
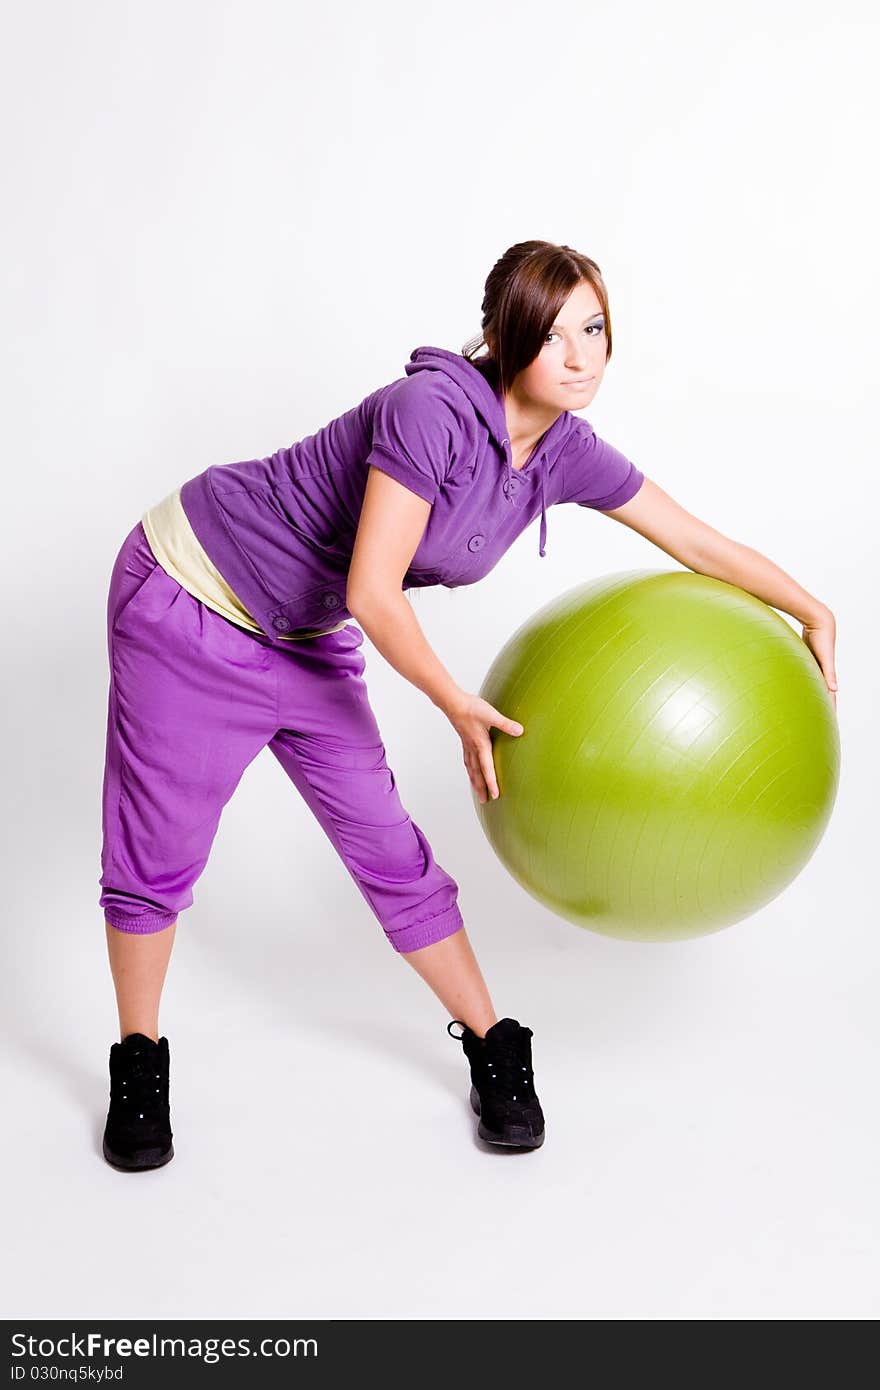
[
  {"xmin": 108, "ymin": 527, "xmax": 163, "ymax": 636},
  {"xmin": 111, "ymin": 562, "xmax": 169, "ymax": 636}
]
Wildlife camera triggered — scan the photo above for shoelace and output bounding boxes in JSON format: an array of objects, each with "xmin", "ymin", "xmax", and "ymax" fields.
[
  {"xmin": 111, "ymin": 1052, "xmax": 164, "ymax": 1120},
  {"xmin": 482, "ymin": 1038, "xmax": 534, "ymax": 1103}
]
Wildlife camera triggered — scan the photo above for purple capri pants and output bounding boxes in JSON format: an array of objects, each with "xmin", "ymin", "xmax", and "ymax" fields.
[{"xmin": 99, "ymin": 521, "xmax": 465, "ymax": 953}]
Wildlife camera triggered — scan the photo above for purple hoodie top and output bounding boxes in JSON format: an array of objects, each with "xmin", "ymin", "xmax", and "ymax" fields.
[{"xmin": 179, "ymin": 345, "xmax": 645, "ymax": 638}]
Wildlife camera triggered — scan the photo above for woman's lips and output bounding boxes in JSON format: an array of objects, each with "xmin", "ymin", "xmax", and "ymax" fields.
[{"xmin": 561, "ymin": 378, "xmax": 594, "ymax": 386}]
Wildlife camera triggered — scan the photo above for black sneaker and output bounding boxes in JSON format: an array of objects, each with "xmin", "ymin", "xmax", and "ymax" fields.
[
  {"xmin": 102, "ymin": 1032, "xmax": 174, "ymax": 1171},
  {"xmin": 447, "ymin": 1016, "xmax": 545, "ymax": 1149}
]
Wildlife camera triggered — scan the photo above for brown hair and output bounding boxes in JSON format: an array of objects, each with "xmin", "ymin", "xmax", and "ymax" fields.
[{"xmin": 461, "ymin": 240, "xmax": 613, "ymax": 396}]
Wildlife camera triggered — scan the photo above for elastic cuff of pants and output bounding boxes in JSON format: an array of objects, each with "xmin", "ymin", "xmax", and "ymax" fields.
[
  {"xmin": 387, "ymin": 903, "xmax": 464, "ymax": 954},
  {"xmin": 103, "ymin": 911, "xmax": 178, "ymax": 934}
]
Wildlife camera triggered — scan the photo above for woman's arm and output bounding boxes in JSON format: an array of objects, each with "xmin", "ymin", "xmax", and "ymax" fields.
[
  {"xmin": 603, "ymin": 478, "xmax": 828, "ymax": 623},
  {"xmin": 603, "ymin": 478, "xmax": 838, "ymax": 703},
  {"xmin": 348, "ymin": 467, "xmax": 524, "ymax": 800},
  {"xmin": 349, "ymin": 587, "xmax": 464, "ymax": 715},
  {"xmin": 347, "ymin": 467, "xmax": 461, "ymax": 711}
]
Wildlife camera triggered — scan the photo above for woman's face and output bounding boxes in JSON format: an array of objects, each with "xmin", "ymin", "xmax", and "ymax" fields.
[{"xmin": 512, "ymin": 279, "xmax": 608, "ymax": 414}]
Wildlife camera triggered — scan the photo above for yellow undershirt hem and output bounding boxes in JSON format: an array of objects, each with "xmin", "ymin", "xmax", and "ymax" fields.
[{"xmin": 140, "ymin": 487, "xmax": 348, "ymax": 642}]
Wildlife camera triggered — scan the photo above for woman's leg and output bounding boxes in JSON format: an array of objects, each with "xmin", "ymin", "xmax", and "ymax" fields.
[
  {"xmin": 267, "ymin": 626, "xmax": 498, "ymax": 1034},
  {"xmin": 99, "ymin": 523, "xmax": 278, "ymax": 1013},
  {"xmin": 105, "ymin": 918, "xmax": 177, "ymax": 1043},
  {"xmin": 267, "ymin": 629, "xmax": 460, "ymax": 949},
  {"xmin": 399, "ymin": 927, "xmax": 498, "ymax": 1037}
]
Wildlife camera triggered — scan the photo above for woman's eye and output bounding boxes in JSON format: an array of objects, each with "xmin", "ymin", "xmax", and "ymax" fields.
[{"xmin": 545, "ymin": 322, "xmax": 604, "ymax": 343}]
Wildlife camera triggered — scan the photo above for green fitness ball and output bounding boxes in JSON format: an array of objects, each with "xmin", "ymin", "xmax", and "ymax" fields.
[{"xmin": 476, "ymin": 569, "xmax": 840, "ymax": 943}]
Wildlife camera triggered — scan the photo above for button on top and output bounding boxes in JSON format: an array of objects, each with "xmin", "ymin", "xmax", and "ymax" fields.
[
  {"xmin": 467, "ymin": 534, "xmax": 486, "ymax": 552},
  {"xmin": 321, "ymin": 592, "xmax": 341, "ymax": 609},
  {"xmin": 272, "ymin": 615, "xmax": 291, "ymax": 632}
]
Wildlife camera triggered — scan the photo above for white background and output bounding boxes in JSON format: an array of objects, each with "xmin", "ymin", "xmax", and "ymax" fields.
[{"xmin": 2, "ymin": 0, "xmax": 878, "ymax": 1321}]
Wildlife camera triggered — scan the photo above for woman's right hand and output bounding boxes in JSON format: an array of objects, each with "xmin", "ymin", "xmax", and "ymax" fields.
[{"xmin": 444, "ymin": 691, "xmax": 524, "ymax": 803}]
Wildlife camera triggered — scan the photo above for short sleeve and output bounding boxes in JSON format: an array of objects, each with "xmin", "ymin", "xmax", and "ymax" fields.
[
  {"xmin": 363, "ymin": 374, "xmax": 459, "ymax": 506},
  {"xmin": 560, "ymin": 419, "xmax": 645, "ymax": 510}
]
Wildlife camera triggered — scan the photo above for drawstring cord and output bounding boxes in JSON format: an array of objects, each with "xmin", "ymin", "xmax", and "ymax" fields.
[{"xmin": 538, "ymin": 464, "xmax": 547, "ymax": 557}]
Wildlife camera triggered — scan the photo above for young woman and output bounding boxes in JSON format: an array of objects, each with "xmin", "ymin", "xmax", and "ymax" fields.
[{"xmin": 99, "ymin": 240, "xmax": 838, "ymax": 1170}]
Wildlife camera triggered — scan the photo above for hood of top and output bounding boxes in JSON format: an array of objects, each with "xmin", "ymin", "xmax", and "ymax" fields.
[
  {"xmin": 405, "ymin": 345, "xmax": 511, "ymax": 450},
  {"xmin": 404, "ymin": 344, "xmax": 567, "ymax": 559}
]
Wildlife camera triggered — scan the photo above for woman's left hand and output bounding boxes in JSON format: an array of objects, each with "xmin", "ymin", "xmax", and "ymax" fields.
[{"xmin": 801, "ymin": 607, "xmax": 838, "ymax": 712}]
